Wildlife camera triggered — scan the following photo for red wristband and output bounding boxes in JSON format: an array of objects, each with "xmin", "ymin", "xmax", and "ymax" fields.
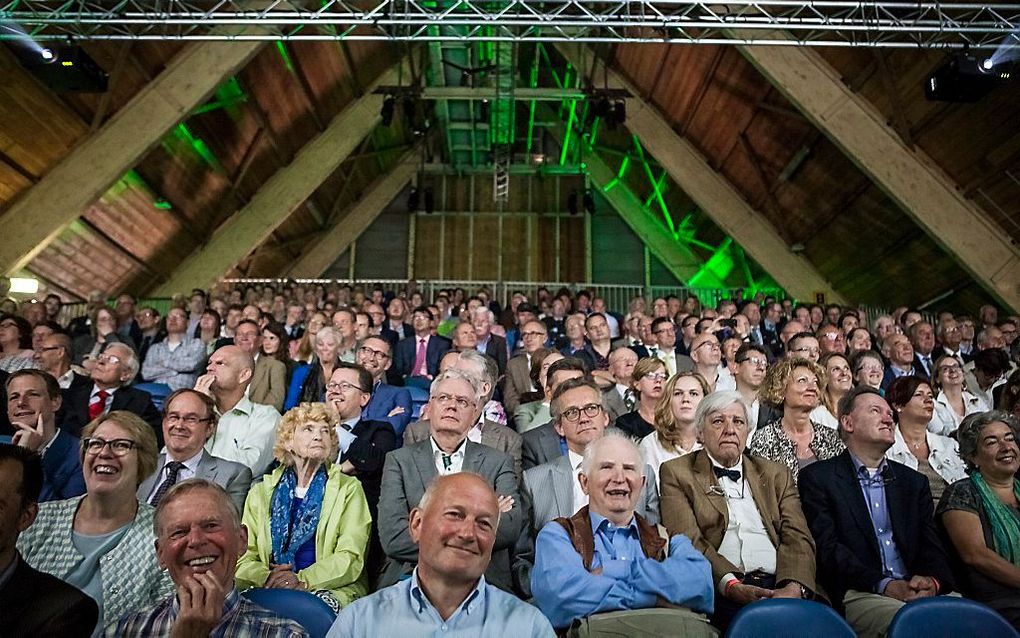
[{"xmin": 724, "ymin": 578, "xmax": 740, "ymax": 594}]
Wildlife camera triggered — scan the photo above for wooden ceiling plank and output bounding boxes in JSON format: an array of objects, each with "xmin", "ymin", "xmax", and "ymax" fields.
[
  {"xmin": 152, "ymin": 59, "xmax": 407, "ymax": 295},
  {"xmin": 738, "ymin": 38, "xmax": 1020, "ymax": 312},
  {"xmin": 0, "ymin": 41, "xmax": 265, "ymax": 275},
  {"xmin": 288, "ymin": 151, "xmax": 418, "ymax": 278},
  {"xmin": 90, "ymin": 42, "xmax": 134, "ymax": 132},
  {"xmin": 557, "ymin": 43, "xmax": 846, "ymax": 303}
]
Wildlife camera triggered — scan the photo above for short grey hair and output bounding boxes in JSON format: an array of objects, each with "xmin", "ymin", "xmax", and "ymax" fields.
[
  {"xmin": 452, "ymin": 349, "xmax": 498, "ymax": 401},
  {"xmin": 471, "ymin": 306, "xmax": 495, "ymax": 323},
  {"xmin": 957, "ymin": 410, "xmax": 1020, "ymax": 473},
  {"xmin": 105, "ymin": 342, "xmax": 139, "ymax": 378},
  {"xmin": 580, "ymin": 428, "xmax": 645, "ymax": 478},
  {"xmin": 429, "ymin": 368, "xmax": 485, "ymax": 404},
  {"xmin": 153, "ymin": 478, "xmax": 242, "ymax": 536},
  {"xmin": 549, "ymin": 377, "xmax": 605, "ymax": 424},
  {"xmin": 314, "ymin": 326, "xmax": 342, "ymax": 346},
  {"xmin": 692, "ymin": 390, "xmax": 748, "ymax": 434}
]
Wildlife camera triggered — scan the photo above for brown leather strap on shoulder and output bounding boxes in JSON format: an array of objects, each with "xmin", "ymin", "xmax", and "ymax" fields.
[
  {"xmin": 553, "ymin": 506, "xmax": 596, "ymax": 571},
  {"xmin": 635, "ymin": 512, "xmax": 668, "ymax": 561}
]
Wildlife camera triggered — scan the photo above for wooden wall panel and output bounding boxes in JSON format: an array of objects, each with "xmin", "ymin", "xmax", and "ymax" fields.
[
  {"xmin": 501, "ymin": 216, "xmax": 529, "ymax": 280},
  {"xmin": 442, "ymin": 215, "xmax": 472, "ymax": 278},
  {"xmin": 413, "ymin": 215, "xmax": 442, "ymax": 279},
  {"xmin": 472, "ymin": 217, "xmax": 500, "ymax": 280}
]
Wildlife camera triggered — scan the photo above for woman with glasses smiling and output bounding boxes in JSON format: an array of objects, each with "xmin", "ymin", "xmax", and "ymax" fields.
[
  {"xmin": 930, "ymin": 354, "xmax": 989, "ymax": 437},
  {"xmin": 17, "ymin": 411, "xmax": 172, "ymax": 635},
  {"xmin": 615, "ymin": 357, "xmax": 669, "ymax": 440}
]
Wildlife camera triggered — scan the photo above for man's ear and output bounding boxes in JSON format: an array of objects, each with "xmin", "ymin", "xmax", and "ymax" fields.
[
  {"xmin": 553, "ymin": 420, "xmax": 565, "ymax": 438},
  {"xmin": 17, "ymin": 502, "xmax": 38, "ymax": 534},
  {"xmin": 578, "ymin": 472, "xmax": 590, "ymax": 496},
  {"xmin": 358, "ymin": 393, "xmax": 371, "ymax": 410},
  {"xmin": 238, "ymin": 367, "xmax": 254, "ymax": 385},
  {"xmin": 408, "ymin": 508, "xmax": 424, "ymax": 545}
]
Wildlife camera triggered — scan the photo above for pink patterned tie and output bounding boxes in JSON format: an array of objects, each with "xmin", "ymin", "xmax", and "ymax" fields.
[{"xmin": 413, "ymin": 338, "xmax": 427, "ymax": 376}]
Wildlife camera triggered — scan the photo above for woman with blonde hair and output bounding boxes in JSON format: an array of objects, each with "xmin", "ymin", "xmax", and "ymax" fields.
[
  {"xmin": 614, "ymin": 357, "xmax": 668, "ymax": 440},
  {"xmin": 639, "ymin": 371, "xmax": 710, "ymax": 488},
  {"xmin": 17, "ymin": 411, "xmax": 172, "ymax": 635},
  {"xmin": 236, "ymin": 402, "xmax": 371, "ymax": 612},
  {"xmin": 292, "ymin": 311, "xmax": 328, "ymax": 364},
  {"xmin": 749, "ymin": 358, "xmax": 845, "ymax": 482}
]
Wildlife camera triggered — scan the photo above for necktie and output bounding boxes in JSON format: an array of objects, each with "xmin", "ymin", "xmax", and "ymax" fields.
[
  {"xmin": 648, "ymin": 346, "xmax": 659, "ymax": 357},
  {"xmin": 150, "ymin": 461, "xmax": 185, "ymax": 506},
  {"xmin": 88, "ymin": 389, "xmax": 109, "ymax": 421},
  {"xmin": 713, "ymin": 466, "xmax": 741, "ymax": 482},
  {"xmin": 441, "ymin": 453, "xmax": 453, "ymax": 473},
  {"xmin": 413, "ymin": 338, "xmax": 427, "ymax": 376},
  {"xmin": 923, "ymin": 356, "xmax": 932, "ymax": 375},
  {"xmin": 624, "ymin": 389, "xmax": 636, "ymax": 412}
]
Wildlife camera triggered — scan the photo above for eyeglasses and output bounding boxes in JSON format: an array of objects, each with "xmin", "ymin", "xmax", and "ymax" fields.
[
  {"xmin": 326, "ymin": 381, "xmax": 367, "ymax": 393},
  {"xmin": 165, "ymin": 413, "xmax": 213, "ymax": 426},
  {"xmin": 82, "ymin": 437, "xmax": 138, "ymax": 456},
  {"xmin": 521, "ymin": 331, "xmax": 546, "ymax": 338},
  {"xmin": 34, "ymin": 346, "xmax": 62, "ymax": 354},
  {"xmin": 792, "ymin": 347, "xmax": 820, "ymax": 356},
  {"xmin": 643, "ymin": 372, "xmax": 668, "ymax": 382},
  {"xmin": 431, "ymin": 393, "xmax": 474, "ymax": 410},
  {"xmin": 358, "ymin": 346, "xmax": 390, "ymax": 360},
  {"xmin": 695, "ymin": 341, "xmax": 721, "ymax": 352},
  {"xmin": 738, "ymin": 357, "xmax": 768, "ymax": 368},
  {"xmin": 654, "ymin": 328, "xmax": 676, "ymax": 335},
  {"xmin": 561, "ymin": 403, "xmax": 603, "ymax": 422},
  {"xmin": 95, "ymin": 354, "xmax": 123, "ymax": 365}
]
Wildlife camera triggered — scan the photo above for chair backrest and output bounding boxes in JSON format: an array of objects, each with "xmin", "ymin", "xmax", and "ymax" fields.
[
  {"xmin": 725, "ymin": 599, "xmax": 856, "ymax": 638},
  {"xmin": 241, "ymin": 588, "xmax": 337, "ymax": 638},
  {"xmin": 0, "ymin": 435, "xmax": 11, "ymax": 445},
  {"xmin": 407, "ymin": 385, "xmax": 430, "ymax": 419},
  {"xmin": 887, "ymin": 596, "xmax": 1019, "ymax": 638}
]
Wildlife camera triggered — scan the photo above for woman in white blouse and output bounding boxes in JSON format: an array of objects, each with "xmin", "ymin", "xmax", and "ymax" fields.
[
  {"xmin": 928, "ymin": 354, "xmax": 988, "ymax": 436},
  {"xmin": 640, "ymin": 371, "xmax": 709, "ymax": 488},
  {"xmin": 810, "ymin": 353, "xmax": 853, "ymax": 429}
]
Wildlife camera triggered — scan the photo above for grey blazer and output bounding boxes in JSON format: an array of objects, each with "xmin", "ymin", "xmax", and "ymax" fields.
[
  {"xmin": 602, "ymin": 386, "xmax": 628, "ymax": 423},
  {"xmin": 522, "ymin": 422, "xmax": 563, "ymax": 471},
  {"xmin": 403, "ymin": 418, "xmax": 523, "ymax": 481},
  {"xmin": 512, "ymin": 454, "xmax": 660, "ymax": 597},
  {"xmin": 136, "ymin": 451, "xmax": 253, "ymax": 514},
  {"xmin": 377, "ymin": 439, "xmax": 523, "ymax": 591},
  {"xmin": 514, "ymin": 400, "xmax": 551, "ymax": 433}
]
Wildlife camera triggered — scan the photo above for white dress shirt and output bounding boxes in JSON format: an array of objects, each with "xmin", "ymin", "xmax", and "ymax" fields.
[
  {"xmin": 708, "ymin": 452, "xmax": 777, "ymax": 592},
  {"xmin": 431, "ymin": 437, "xmax": 466, "ymax": 475},
  {"xmin": 567, "ymin": 450, "xmax": 587, "ymax": 514},
  {"xmin": 639, "ymin": 433, "xmax": 700, "ymax": 490},
  {"xmin": 147, "ymin": 448, "xmax": 203, "ymax": 503},
  {"xmin": 336, "ymin": 415, "xmax": 360, "ymax": 457},
  {"xmin": 206, "ymin": 395, "xmax": 281, "ymax": 475}
]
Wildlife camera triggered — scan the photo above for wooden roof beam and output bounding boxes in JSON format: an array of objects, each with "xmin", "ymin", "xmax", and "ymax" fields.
[
  {"xmin": 287, "ymin": 151, "xmax": 419, "ymax": 278},
  {"xmin": 0, "ymin": 41, "xmax": 265, "ymax": 275},
  {"xmin": 736, "ymin": 35, "xmax": 1020, "ymax": 312},
  {"xmin": 556, "ymin": 44, "xmax": 845, "ymax": 304},
  {"xmin": 152, "ymin": 60, "xmax": 408, "ymax": 295}
]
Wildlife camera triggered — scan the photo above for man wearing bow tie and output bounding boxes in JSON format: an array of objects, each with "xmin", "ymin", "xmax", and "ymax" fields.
[{"xmin": 659, "ymin": 390, "xmax": 818, "ymax": 631}]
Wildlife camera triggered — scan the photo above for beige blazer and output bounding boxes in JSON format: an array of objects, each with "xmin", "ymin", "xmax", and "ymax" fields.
[
  {"xmin": 659, "ymin": 449, "xmax": 818, "ymax": 596},
  {"xmin": 249, "ymin": 355, "xmax": 286, "ymax": 412}
]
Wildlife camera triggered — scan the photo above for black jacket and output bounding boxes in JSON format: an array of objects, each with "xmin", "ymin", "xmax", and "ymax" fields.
[
  {"xmin": 0, "ymin": 554, "xmax": 98, "ymax": 638},
  {"xmin": 59, "ymin": 382, "xmax": 163, "ymax": 447},
  {"xmin": 798, "ymin": 451, "xmax": 955, "ymax": 611},
  {"xmin": 339, "ymin": 418, "xmax": 397, "ymax": 516}
]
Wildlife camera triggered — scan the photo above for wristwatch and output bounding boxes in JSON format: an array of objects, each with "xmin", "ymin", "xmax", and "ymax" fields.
[{"xmin": 798, "ymin": 583, "xmax": 809, "ymax": 599}]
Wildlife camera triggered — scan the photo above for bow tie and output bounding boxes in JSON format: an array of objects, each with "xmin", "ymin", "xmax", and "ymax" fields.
[{"xmin": 713, "ymin": 466, "xmax": 741, "ymax": 482}]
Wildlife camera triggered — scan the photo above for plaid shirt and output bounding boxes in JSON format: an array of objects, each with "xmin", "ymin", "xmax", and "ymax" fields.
[
  {"xmin": 107, "ymin": 588, "xmax": 309, "ymax": 637},
  {"xmin": 140, "ymin": 336, "xmax": 208, "ymax": 390}
]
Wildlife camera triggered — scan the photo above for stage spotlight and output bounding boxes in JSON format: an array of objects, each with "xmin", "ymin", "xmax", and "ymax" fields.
[
  {"xmin": 925, "ymin": 51, "xmax": 1011, "ymax": 102},
  {"xmin": 39, "ymin": 48, "xmax": 56, "ymax": 63},
  {"xmin": 380, "ymin": 95, "xmax": 396, "ymax": 126},
  {"xmin": 613, "ymin": 100, "xmax": 627, "ymax": 125}
]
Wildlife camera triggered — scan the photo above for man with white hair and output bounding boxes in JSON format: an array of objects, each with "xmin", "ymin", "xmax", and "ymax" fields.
[
  {"xmin": 473, "ymin": 306, "xmax": 508, "ymax": 376},
  {"xmin": 377, "ymin": 369, "xmax": 522, "ymax": 592},
  {"xmin": 659, "ymin": 390, "xmax": 818, "ymax": 631},
  {"xmin": 531, "ymin": 431, "xmax": 714, "ymax": 634}
]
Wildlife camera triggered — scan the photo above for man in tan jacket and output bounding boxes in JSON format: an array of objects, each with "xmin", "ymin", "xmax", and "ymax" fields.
[{"xmin": 659, "ymin": 389, "xmax": 818, "ymax": 631}]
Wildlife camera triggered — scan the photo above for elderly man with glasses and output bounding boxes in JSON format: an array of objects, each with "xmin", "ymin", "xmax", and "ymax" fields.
[
  {"xmin": 377, "ymin": 368, "xmax": 522, "ymax": 592},
  {"xmin": 136, "ymin": 389, "xmax": 251, "ymax": 513}
]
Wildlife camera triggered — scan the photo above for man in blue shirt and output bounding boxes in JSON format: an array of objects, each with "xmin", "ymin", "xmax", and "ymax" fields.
[
  {"xmin": 799, "ymin": 387, "xmax": 955, "ymax": 638},
  {"xmin": 531, "ymin": 431, "xmax": 714, "ymax": 632},
  {"xmin": 329, "ymin": 472, "xmax": 553, "ymax": 637}
]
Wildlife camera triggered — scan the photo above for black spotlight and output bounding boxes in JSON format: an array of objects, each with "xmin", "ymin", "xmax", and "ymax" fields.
[
  {"xmin": 423, "ymin": 187, "xmax": 435, "ymax": 215},
  {"xmin": 380, "ymin": 95, "xmax": 396, "ymax": 126},
  {"xmin": 582, "ymin": 189, "xmax": 596, "ymax": 215},
  {"xmin": 408, "ymin": 186, "xmax": 420, "ymax": 212},
  {"xmin": 612, "ymin": 100, "xmax": 627, "ymax": 125},
  {"xmin": 567, "ymin": 189, "xmax": 580, "ymax": 215},
  {"xmin": 925, "ymin": 52, "xmax": 1012, "ymax": 102},
  {"xmin": 591, "ymin": 96, "xmax": 612, "ymax": 120}
]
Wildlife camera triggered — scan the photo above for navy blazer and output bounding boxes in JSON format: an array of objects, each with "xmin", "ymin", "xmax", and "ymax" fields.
[
  {"xmin": 880, "ymin": 364, "xmax": 927, "ymax": 393},
  {"xmin": 40, "ymin": 429, "xmax": 86, "ymax": 503},
  {"xmin": 393, "ymin": 334, "xmax": 451, "ymax": 380},
  {"xmin": 380, "ymin": 322, "xmax": 414, "ymax": 346},
  {"xmin": 798, "ymin": 451, "xmax": 955, "ymax": 611},
  {"xmin": 0, "ymin": 555, "xmax": 98, "ymax": 637},
  {"xmin": 59, "ymin": 383, "xmax": 163, "ymax": 447},
  {"xmin": 340, "ymin": 418, "xmax": 397, "ymax": 517},
  {"xmin": 363, "ymin": 381, "xmax": 413, "ymax": 439},
  {"xmin": 482, "ymin": 334, "xmax": 509, "ymax": 376}
]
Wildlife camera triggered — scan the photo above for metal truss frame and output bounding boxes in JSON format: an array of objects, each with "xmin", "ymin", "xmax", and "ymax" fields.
[{"xmin": 2, "ymin": 1, "xmax": 1019, "ymax": 49}]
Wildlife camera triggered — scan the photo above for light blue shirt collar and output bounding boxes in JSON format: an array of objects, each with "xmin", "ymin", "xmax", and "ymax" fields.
[
  {"xmin": 588, "ymin": 509, "xmax": 640, "ymax": 537},
  {"xmin": 408, "ymin": 567, "xmax": 486, "ymax": 620}
]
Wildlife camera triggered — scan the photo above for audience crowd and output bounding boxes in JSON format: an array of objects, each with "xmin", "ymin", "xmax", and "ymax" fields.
[{"xmin": 2, "ymin": 281, "xmax": 1020, "ymax": 637}]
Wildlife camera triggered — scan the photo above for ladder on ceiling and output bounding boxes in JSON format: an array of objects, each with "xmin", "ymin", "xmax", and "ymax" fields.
[{"xmin": 492, "ymin": 42, "xmax": 516, "ymax": 206}]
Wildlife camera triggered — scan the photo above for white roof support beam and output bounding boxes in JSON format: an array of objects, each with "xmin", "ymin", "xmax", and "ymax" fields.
[
  {"xmin": 287, "ymin": 152, "xmax": 418, "ymax": 278},
  {"xmin": 0, "ymin": 41, "xmax": 265, "ymax": 274},
  {"xmin": 557, "ymin": 43, "xmax": 846, "ymax": 304},
  {"xmin": 153, "ymin": 60, "xmax": 407, "ymax": 295},
  {"xmin": 735, "ymin": 37, "xmax": 1020, "ymax": 312}
]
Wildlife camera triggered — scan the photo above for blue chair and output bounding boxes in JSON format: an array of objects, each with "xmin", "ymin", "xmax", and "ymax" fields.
[
  {"xmin": 241, "ymin": 588, "xmax": 337, "ymax": 638},
  {"xmin": 726, "ymin": 599, "xmax": 855, "ymax": 638},
  {"xmin": 0, "ymin": 435, "xmax": 12, "ymax": 445},
  {"xmin": 134, "ymin": 382, "xmax": 172, "ymax": 411},
  {"xmin": 887, "ymin": 596, "xmax": 1018, "ymax": 638}
]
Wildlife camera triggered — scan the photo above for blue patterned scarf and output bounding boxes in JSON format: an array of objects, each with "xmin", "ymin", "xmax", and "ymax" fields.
[{"xmin": 270, "ymin": 465, "xmax": 327, "ymax": 567}]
